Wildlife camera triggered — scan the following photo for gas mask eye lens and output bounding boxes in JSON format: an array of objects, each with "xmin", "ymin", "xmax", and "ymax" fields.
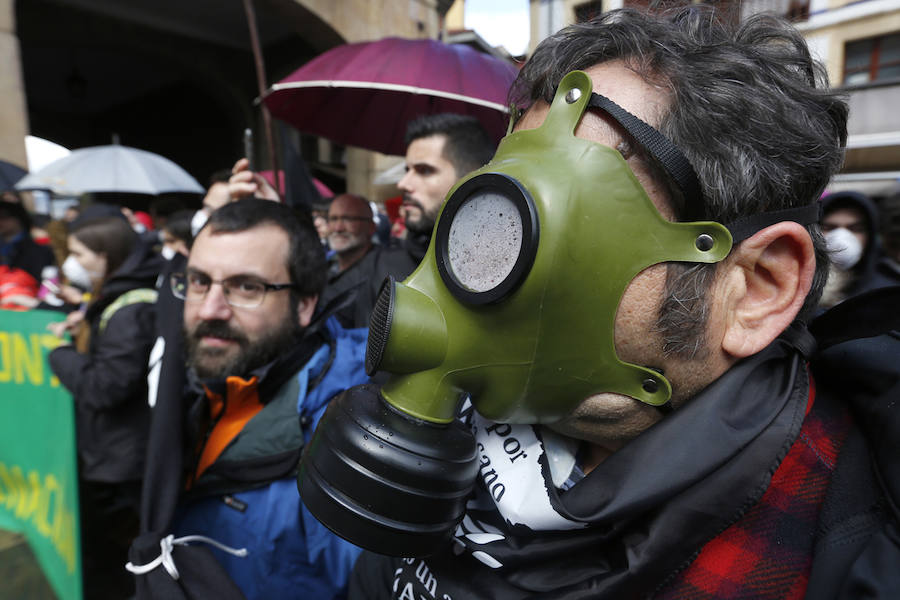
[
  {"xmin": 447, "ymin": 192, "xmax": 523, "ymax": 293},
  {"xmin": 436, "ymin": 173, "xmax": 539, "ymax": 305}
]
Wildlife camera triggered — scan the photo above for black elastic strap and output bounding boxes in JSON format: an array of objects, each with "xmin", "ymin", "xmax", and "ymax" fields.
[
  {"xmin": 588, "ymin": 93, "xmax": 704, "ymax": 219},
  {"xmin": 724, "ymin": 203, "xmax": 822, "ymax": 244},
  {"xmin": 779, "ymin": 321, "xmax": 817, "ymax": 360},
  {"xmin": 586, "ymin": 92, "xmax": 823, "ymax": 245}
]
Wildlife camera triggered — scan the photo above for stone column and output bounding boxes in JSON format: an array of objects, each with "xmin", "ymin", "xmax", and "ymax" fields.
[{"xmin": 0, "ymin": 0, "xmax": 28, "ymax": 169}]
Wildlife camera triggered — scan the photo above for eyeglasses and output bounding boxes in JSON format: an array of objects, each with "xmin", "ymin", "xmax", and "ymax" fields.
[
  {"xmin": 327, "ymin": 215, "xmax": 371, "ymax": 224},
  {"xmin": 171, "ymin": 271, "xmax": 297, "ymax": 308}
]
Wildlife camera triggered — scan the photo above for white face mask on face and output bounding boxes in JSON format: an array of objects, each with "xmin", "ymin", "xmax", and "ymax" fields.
[
  {"xmin": 62, "ymin": 255, "xmax": 95, "ymax": 290},
  {"xmin": 160, "ymin": 245, "xmax": 177, "ymax": 261},
  {"xmin": 190, "ymin": 210, "xmax": 209, "ymax": 237},
  {"xmin": 825, "ymin": 227, "xmax": 864, "ymax": 270}
]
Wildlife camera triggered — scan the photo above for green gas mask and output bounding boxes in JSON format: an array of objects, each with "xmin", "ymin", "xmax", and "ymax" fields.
[
  {"xmin": 299, "ymin": 70, "xmax": 819, "ymax": 557},
  {"xmin": 367, "ymin": 71, "xmax": 733, "ymax": 421}
]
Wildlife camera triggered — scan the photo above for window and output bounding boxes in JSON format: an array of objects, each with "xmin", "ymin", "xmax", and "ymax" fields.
[
  {"xmin": 574, "ymin": 1, "xmax": 603, "ymax": 23},
  {"xmin": 844, "ymin": 33, "xmax": 900, "ymax": 86},
  {"xmin": 739, "ymin": 0, "xmax": 808, "ymax": 22}
]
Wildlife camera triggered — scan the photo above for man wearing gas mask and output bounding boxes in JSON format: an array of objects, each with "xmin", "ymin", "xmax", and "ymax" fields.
[{"xmin": 299, "ymin": 7, "xmax": 900, "ymax": 599}]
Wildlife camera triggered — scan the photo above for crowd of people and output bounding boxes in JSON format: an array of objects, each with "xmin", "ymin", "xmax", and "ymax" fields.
[
  {"xmin": 2, "ymin": 110, "xmax": 496, "ymax": 599},
  {"xmin": 1, "ymin": 6, "xmax": 899, "ymax": 600}
]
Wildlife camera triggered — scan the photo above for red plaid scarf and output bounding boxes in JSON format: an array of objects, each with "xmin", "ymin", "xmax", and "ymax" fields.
[{"xmin": 656, "ymin": 378, "xmax": 852, "ymax": 599}]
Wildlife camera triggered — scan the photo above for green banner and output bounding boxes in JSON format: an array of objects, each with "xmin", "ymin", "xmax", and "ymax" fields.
[{"xmin": 0, "ymin": 309, "xmax": 82, "ymax": 600}]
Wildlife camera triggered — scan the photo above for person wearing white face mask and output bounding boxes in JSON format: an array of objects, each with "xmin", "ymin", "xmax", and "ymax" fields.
[
  {"xmin": 159, "ymin": 210, "xmax": 193, "ymax": 261},
  {"xmin": 47, "ymin": 213, "xmax": 164, "ymax": 599},
  {"xmin": 819, "ymin": 191, "xmax": 897, "ymax": 309}
]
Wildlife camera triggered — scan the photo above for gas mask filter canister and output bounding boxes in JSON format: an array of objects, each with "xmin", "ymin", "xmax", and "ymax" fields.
[{"xmin": 299, "ymin": 71, "xmax": 736, "ymax": 557}]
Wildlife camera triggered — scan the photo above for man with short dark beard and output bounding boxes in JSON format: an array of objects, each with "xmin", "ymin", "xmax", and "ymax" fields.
[
  {"xmin": 397, "ymin": 113, "xmax": 495, "ymax": 264},
  {"xmin": 128, "ymin": 199, "xmax": 368, "ymax": 600}
]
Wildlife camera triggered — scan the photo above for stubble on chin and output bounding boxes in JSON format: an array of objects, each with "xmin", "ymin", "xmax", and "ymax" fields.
[
  {"xmin": 185, "ymin": 334, "xmax": 245, "ymax": 380},
  {"xmin": 547, "ymin": 393, "xmax": 664, "ymax": 451},
  {"xmin": 185, "ymin": 320, "xmax": 304, "ymax": 380},
  {"xmin": 188, "ymin": 346, "xmax": 237, "ymax": 379},
  {"xmin": 404, "ymin": 211, "xmax": 437, "ymax": 235}
]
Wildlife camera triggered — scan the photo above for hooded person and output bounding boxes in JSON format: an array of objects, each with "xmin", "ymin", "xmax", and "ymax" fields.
[
  {"xmin": 818, "ymin": 190, "xmax": 897, "ymax": 308},
  {"xmin": 48, "ymin": 214, "xmax": 163, "ymax": 599}
]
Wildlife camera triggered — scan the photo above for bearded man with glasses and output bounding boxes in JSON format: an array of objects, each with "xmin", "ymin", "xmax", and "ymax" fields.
[{"xmin": 128, "ymin": 198, "xmax": 369, "ymax": 600}]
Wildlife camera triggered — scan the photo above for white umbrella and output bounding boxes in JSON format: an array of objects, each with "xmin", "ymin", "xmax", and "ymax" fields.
[
  {"xmin": 15, "ymin": 144, "xmax": 204, "ymax": 196},
  {"xmin": 25, "ymin": 135, "xmax": 70, "ymax": 173},
  {"xmin": 373, "ymin": 161, "xmax": 406, "ymax": 186}
]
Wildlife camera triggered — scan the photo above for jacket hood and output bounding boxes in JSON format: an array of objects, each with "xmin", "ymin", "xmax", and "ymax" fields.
[
  {"xmin": 821, "ymin": 191, "xmax": 883, "ymax": 282},
  {"xmin": 88, "ymin": 237, "xmax": 163, "ymax": 320}
]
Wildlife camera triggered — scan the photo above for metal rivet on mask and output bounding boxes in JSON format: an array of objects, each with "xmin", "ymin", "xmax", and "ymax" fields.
[
  {"xmin": 695, "ymin": 234, "xmax": 715, "ymax": 252},
  {"xmin": 565, "ymin": 88, "xmax": 581, "ymax": 104},
  {"xmin": 642, "ymin": 378, "xmax": 659, "ymax": 394}
]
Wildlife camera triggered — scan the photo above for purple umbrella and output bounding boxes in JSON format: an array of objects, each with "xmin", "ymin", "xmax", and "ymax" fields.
[{"xmin": 263, "ymin": 37, "xmax": 520, "ymax": 156}]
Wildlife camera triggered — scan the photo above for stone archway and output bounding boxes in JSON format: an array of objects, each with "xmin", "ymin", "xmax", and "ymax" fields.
[{"xmin": 11, "ymin": 0, "xmax": 363, "ymax": 185}]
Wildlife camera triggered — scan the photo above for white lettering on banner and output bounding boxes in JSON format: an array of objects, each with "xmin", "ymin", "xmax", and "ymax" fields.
[
  {"xmin": 398, "ymin": 582, "xmax": 415, "ymax": 600},
  {"xmin": 415, "ymin": 560, "xmax": 437, "ymax": 597},
  {"xmin": 476, "ymin": 444, "xmax": 506, "ymax": 502},
  {"xmin": 392, "ymin": 558, "xmax": 454, "ymax": 600},
  {"xmin": 472, "ymin": 412, "xmax": 585, "ymax": 530}
]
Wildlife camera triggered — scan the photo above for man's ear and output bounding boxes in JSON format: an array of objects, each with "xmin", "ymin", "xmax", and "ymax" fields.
[
  {"xmin": 297, "ymin": 294, "xmax": 318, "ymax": 328},
  {"xmin": 720, "ymin": 222, "xmax": 815, "ymax": 358}
]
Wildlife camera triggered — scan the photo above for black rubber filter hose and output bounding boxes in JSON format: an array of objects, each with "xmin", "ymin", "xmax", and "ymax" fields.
[{"xmin": 298, "ymin": 383, "xmax": 479, "ymax": 557}]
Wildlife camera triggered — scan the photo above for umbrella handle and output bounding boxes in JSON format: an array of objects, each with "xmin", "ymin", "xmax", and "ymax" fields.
[{"xmin": 242, "ymin": 0, "xmax": 281, "ymax": 200}]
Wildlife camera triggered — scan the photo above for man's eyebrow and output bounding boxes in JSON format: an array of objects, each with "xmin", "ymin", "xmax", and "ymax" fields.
[{"xmin": 186, "ymin": 266, "xmax": 271, "ymax": 281}]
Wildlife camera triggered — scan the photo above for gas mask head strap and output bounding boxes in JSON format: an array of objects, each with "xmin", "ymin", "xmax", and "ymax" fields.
[
  {"xmin": 587, "ymin": 92, "xmax": 704, "ymax": 220},
  {"xmin": 586, "ymin": 93, "xmax": 822, "ymax": 243},
  {"xmin": 725, "ymin": 203, "xmax": 822, "ymax": 244}
]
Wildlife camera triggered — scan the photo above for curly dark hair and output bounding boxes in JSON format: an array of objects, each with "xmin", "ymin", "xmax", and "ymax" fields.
[{"xmin": 511, "ymin": 6, "xmax": 848, "ymax": 357}]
